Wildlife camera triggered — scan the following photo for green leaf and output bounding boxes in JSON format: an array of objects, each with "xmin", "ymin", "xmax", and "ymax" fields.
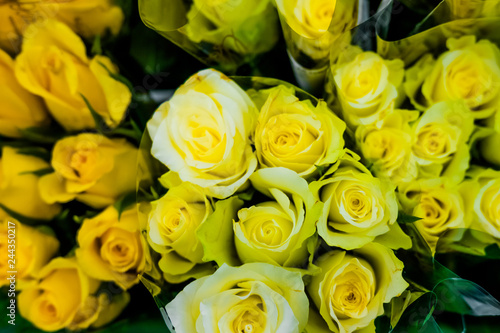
[
  {"xmin": 237, "ymin": 188, "xmax": 255, "ymax": 201},
  {"xmin": 80, "ymin": 93, "xmax": 109, "ymax": 133},
  {"xmin": 18, "ymin": 125, "xmax": 64, "ymax": 144},
  {"xmin": 19, "ymin": 167, "xmax": 53, "ymax": 177},
  {"xmin": 314, "ymin": 164, "xmax": 328, "ymax": 177},
  {"xmin": 432, "ymin": 278, "xmax": 500, "ymax": 316},
  {"xmin": 16, "ymin": 147, "xmax": 51, "ymax": 161},
  {"xmin": 398, "ymin": 212, "xmax": 422, "ymax": 224},
  {"xmin": 197, "ymin": 196, "xmax": 244, "ymax": 267},
  {"xmin": 114, "ymin": 192, "xmax": 136, "ymax": 220},
  {"xmin": 98, "ymin": 61, "xmax": 135, "ymax": 96},
  {"xmin": 92, "ymin": 34, "xmax": 102, "ymax": 55}
]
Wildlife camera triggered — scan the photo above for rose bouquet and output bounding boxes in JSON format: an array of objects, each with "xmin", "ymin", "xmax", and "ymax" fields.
[
  {"xmin": 136, "ymin": 1, "xmax": 500, "ymax": 332},
  {"xmin": 2, "ymin": 0, "xmax": 500, "ymax": 332}
]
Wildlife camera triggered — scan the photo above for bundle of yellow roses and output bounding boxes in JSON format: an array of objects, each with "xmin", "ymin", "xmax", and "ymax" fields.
[
  {"xmin": 0, "ymin": 2, "xmax": 154, "ymax": 331},
  {"xmin": 137, "ymin": 2, "xmax": 500, "ymax": 332},
  {"xmin": 138, "ymin": 68, "xmax": 413, "ymax": 332}
]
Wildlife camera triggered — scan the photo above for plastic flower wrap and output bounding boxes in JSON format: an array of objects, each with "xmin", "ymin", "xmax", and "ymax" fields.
[
  {"xmin": 274, "ymin": 0, "xmax": 365, "ymax": 92},
  {"xmin": 138, "ymin": 0, "xmax": 279, "ymax": 72},
  {"xmin": 137, "ymin": 68, "xmax": 418, "ymax": 332},
  {"xmin": 325, "ymin": 0, "xmax": 500, "ymax": 259}
]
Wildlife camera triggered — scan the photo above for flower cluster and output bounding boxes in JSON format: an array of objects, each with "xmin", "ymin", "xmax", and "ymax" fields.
[
  {"xmin": 143, "ymin": 68, "xmax": 410, "ymax": 332},
  {"xmin": 0, "ymin": 5, "xmax": 146, "ymax": 332}
]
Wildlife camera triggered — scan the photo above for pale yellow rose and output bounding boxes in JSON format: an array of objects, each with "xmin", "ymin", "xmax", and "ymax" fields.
[
  {"xmin": 0, "ymin": 0, "xmax": 124, "ymax": 54},
  {"xmin": 18, "ymin": 257, "xmax": 100, "ymax": 332},
  {"xmin": 147, "ymin": 68, "xmax": 258, "ymax": 199},
  {"xmin": 398, "ymin": 178, "xmax": 467, "ymax": 253},
  {"xmin": 0, "ymin": 146, "xmax": 61, "ymax": 220},
  {"xmin": 234, "ymin": 167, "xmax": 321, "ymax": 267},
  {"xmin": 310, "ymin": 154, "xmax": 410, "ymax": 250},
  {"xmin": 76, "ymin": 206, "xmax": 145, "ymax": 290},
  {"xmin": 333, "ymin": 47, "xmax": 405, "ymax": 129},
  {"xmin": 275, "ymin": 0, "xmax": 357, "ymax": 39},
  {"xmin": 39, "ymin": 133, "xmax": 137, "ymax": 209},
  {"xmin": 254, "ymin": 85, "xmax": 345, "ymax": 177},
  {"xmin": 356, "ymin": 110, "xmax": 418, "ymax": 184},
  {"xmin": 147, "ymin": 183, "xmax": 214, "ymax": 283},
  {"xmin": 462, "ymin": 168, "xmax": 500, "ymax": 240},
  {"xmin": 445, "ymin": 0, "xmax": 485, "ymax": 19},
  {"xmin": 0, "ymin": 48, "xmax": 49, "ymax": 137},
  {"xmin": 411, "ymin": 100, "xmax": 474, "ymax": 183},
  {"xmin": 15, "ymin": 20, "xmax": 131, "ymax": 131},
  {"xmin": 165, "ymin": 263, "xmax": 309, "ymax": 332},
  {"xmin": 0, "ymin": 218, "xmax": 59, "ymax": 289},
  {"xmin": 405, "ymin": 36, "xmax": 500, "ymax": 119},
  {"xmin": 307, "ymin": 243, "xmax": 409, "ymax": 333},
  {"xmin": 183, "ymin": 0, "xmax": 277, "ymax": 56}
]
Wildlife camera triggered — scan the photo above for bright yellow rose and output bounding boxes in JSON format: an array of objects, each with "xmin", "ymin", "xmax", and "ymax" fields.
[
  {"xmin": 76, "ymin": 206, "xmax": 145, "ymax": 290},
  {"xmin": 39, "ymin": 133, "xmax": 137, "ymax": 209},
  {"xmin": 15, "ymin": 20, "xmax": 131, "ymax": 131},
  {"xmin": 147, "ymin": 68, "xmax": 258, "ymax": 199},
  {"xmin": 307, "ymin": 243, "xmax": 409, "ymax": 333},
  {"xmin": 0, "ymin": 0, "xmax": 124, "ymax": 54},
  {"xmin": 398, "ymin": 178, "xmax": 467, "ymax": 253},
  {"xmin": 165, "ymin": 263, "xmax": 309, "ymax": 332},
  {"xmin": 333, "ymin": 48, "xmax": 405, "ymax": 129},
  {"xmin": 411, "ymin": 100, "xmax": 474, "ymax": 183},
  {"xmin": 355, "ymin": 110, "xmax": 418, "ymax": 184},
  {"xmin": 18, "ymin": 257, "xmax": 100, "ymax": 332},
  {"xmin": 0, "ymin": 48, "xmax": 49, "ymax": 137},
  {"xmin": 234, "ymin": 167, "xmax": 321, "ymax": 267},
  {"xmin": 147, "ymin": 183, "xmax": 214, "ymax": 283},
  {"xmin": 254, "ymin": 85, "xmax": 345, "ymax": 177},
  {"xmin": 0, "ymin": 146, "xmax": 61, "ymax": 220},
  {"xmin": 310, "ymin": 154, "xmax": 410, "ymax": 250},
  {"xmin": 0, "ymin": 218, "xmax": 59, "ymax": 289},
  {"xmin": 405, "ymin": 36, "xmax": 500, "ymax": 119}
]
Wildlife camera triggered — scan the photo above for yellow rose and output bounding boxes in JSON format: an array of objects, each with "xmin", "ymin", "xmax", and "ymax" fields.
[
  {"xmin": 0, "ymin": 218, "xmax": 59, "ymax": 289},
  {"xmin": 398, "ymin": 178, "xmax": 467, "ymax": 253},
  {"xmin": 405, "ymin": 36, "xmax": 500, "ymax": 119},
  {"xmin": 183, "ymin": 0, "xmax": 277, "ymax": 56},
  {"xmin": 411, "ymin": 100, "xmax": 474, "ymax": 183},
  {"xmin": 18, "ymin": 257, "xmax": 100, "ymax": 331},
  {"xmin": 165, "ymin": 263, "xmax": 309, "ymax": 332},
  {"xmin": 76, "ymin": 206, "xmax": 145, "ymax": 290},
  {"xmin": 333, "ymin": 48, "xmax": 405, "ymax": 129},
  {"xmin": 254, "ymin": 85, "xmax": 345, "ymax": 177},
  {"xmin": 0, "ymin": 48, "xmax": 49, "ymax": 137},
  {"xmin": 275, "ymin": 0, "xmax": 357, "ymax": 39},
  {"xmin": 147, "ymin": 68, "xmax": 258, "ymax": 199},
  {"xmin": 0, "ymin": 0, "xmax": 124, "ymax": 54},
  {"xmin": 310, "ymin": 154, "xmax": 410, "ymax": 250},
  {"xmin": 355, "ymin": 110, "xmax": 418, "ymax": 184},
  {"xmin": 462, "ymin": 168, "xmax": 500, "ymax": 240},
  {"xmin": 147, "ymin": 183, "xmax": 214, "ymax": 283},
  {"xmin": 307, "ymin": 243, "xmax": 408, "ymax": 333},
  {"xmin": 445, "ymin": 0, "xmax": 485, "ymax": 19},
  {"xmin": 276, "ymin": 0, "xmax": 357, "ymax": 61},
  {"xmin": 234, "ymin": 167, "xmax": 321, "ymax": 267},
  {"xmin": 39, "ymin": 133, "xmax": 137, "ymax": 209},
  {"xmin": 15, "ymin": 20, "xmax": 131, "ymax": 131},
  {"xmin": 0, "ymin": 146, "xmax": 61, "ymax": 220}
]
